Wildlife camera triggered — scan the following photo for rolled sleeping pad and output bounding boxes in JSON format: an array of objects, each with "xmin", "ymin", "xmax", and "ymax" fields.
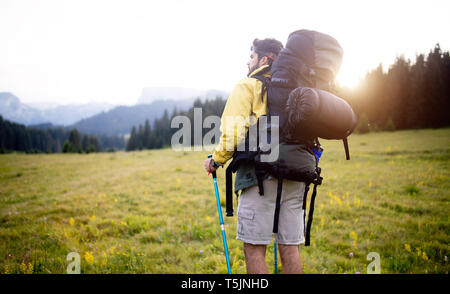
[{"xmin": 285, "ymin": 87, "xmax": 358, "ymax": 140}]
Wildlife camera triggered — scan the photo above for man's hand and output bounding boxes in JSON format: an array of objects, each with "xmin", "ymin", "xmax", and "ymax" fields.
[{"xmin": 204, "ymin": 158, "xmax": 219, "ymax": 174}]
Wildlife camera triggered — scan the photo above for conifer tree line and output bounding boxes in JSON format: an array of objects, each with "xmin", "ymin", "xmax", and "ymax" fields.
[
  {"xmin": 126, "ymin": 97, "xmax": 226, "ymax": 151},
  {"xmin": 0, "ymin": 115, "xmax": 125, "ymax": 153},
  {"xmin": 336, "ymin": 44, "xmax": 450, "ymax": 133}
]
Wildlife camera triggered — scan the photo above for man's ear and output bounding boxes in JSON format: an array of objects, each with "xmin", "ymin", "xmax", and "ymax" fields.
[{"xmin": 259, "ymin": 56, "xmax": 269, "ymax": 66}]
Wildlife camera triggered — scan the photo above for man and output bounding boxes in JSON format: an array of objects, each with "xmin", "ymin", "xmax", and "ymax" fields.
[{"xmin": 204, "ymin": 38, "xmax": 306, "ymax": 274}]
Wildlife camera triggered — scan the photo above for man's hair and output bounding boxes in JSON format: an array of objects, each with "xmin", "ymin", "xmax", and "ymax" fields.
[{"xmin": 251, "ymin": 38, "xmax": 284, "ymax": 66}]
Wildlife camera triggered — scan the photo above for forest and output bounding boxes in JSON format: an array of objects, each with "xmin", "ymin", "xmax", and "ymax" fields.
[{"xmin": 0, "ymin": 117, "xmax": 125, "ymax": 153}]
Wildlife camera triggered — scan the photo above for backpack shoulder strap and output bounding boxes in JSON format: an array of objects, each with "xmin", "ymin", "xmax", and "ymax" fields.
[{"xmin": 251, "ymin": 67, "xmax": 271, "ymax": 103}]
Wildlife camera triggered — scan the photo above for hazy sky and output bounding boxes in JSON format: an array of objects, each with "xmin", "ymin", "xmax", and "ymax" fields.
[{"xmin": 0, "ymin": 0, "xmax": 449, "ymax": 106}]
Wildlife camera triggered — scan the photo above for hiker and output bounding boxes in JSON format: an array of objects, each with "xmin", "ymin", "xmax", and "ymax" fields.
[{"xmin": 203, "ymin": 38, "xmax": 306, "ymax": 274}]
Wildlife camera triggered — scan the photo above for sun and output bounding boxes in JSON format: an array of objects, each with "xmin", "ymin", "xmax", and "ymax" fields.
[{"xmin": 335, "ymin": 61, "xmax": 364, "ymax": 89}]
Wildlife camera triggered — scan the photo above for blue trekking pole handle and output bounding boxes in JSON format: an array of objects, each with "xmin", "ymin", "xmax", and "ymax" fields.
[{"xmin": 208, "ymin": 155, "xmax": 232, "ymax": 274}]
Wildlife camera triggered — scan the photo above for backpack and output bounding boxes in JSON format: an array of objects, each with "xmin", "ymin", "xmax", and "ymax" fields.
[{"xmin": 226, "ymin": 30, "xmax": 357, "ymax": 246}]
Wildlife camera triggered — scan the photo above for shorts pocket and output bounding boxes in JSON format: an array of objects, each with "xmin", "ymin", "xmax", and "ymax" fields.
[{"xmin": 238, "ymin": 207, "xmax": 255, "ymax": 220}]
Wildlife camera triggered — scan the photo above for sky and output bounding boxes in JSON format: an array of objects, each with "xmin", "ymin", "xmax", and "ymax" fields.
[{"xmin": 0, "ymin": 0, "xmax": 449, "ymax": 106}]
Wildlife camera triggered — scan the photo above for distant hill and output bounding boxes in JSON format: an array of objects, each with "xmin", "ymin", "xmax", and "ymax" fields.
[
  {"xmin": 1, "ymin": 87, "xmax": 230, "ymax": 137},
  {"xmin": 68, "ymin": 98, "xmax": 194, "ymax": 136},
  {"xmin": 0, "ymin": 92, "xmax": 47, "ymax": 125},
  {"xmin": 0, "ymin": 92, "xmax": 117, "ymax": 126},
  {"xmin": 33, "ymin": 102, "xmax": 116, "ymax": 126},
  {"xmin": 137, "ymin": 87, "xmax": 228, "ymax": 104}
]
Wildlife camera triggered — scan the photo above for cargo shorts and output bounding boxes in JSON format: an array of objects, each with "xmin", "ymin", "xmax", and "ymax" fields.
[{"xmin": 236, "ymin": 178, "xmax": 306, "ymax": 245}]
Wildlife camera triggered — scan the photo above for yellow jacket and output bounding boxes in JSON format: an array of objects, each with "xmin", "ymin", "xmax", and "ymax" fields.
[{"xmin": 212, "ymin": 65, "xmax": 270, "ymax": 165}]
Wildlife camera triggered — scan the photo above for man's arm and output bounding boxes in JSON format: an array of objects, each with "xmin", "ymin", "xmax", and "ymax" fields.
[{"xmin": 212, "ymin": 79, "xmax": 254, "ymax": 166}]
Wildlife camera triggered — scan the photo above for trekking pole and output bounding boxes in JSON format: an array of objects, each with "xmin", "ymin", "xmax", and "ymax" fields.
[
  {"xmin": 207, "ymin": 154, "xmax": 231, "ymax": 274},
  {"xmin": 274, "ymin": 242, "xmax": 278, "ymax": 274}
]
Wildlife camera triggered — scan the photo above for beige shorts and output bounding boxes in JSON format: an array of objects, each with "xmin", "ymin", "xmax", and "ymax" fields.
[{"xmin": 236, "ymin": 178, "xmax": 306, "ymax": 245}]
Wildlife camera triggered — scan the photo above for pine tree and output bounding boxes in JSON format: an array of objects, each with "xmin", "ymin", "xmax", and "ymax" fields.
[
  {"xmin": 69, "ymin": 129, "xmax": 82, "ymax": 153},
  {"xmin": 82, "ymin": 134, "xmax": 89, "ymax": 153},
  {"xmin": 126, "ymin": 126, "xmax": 137, "ymax": 151},
  {"xmin": 407, "ymin": 54, "xmax": 427, "ymax": 128},
  {"xmin": 62, "ymin": 140, "xmax": 74, "ymax": 153},
  {"xmin": 143, "ymin": 120, "xmax": 151, "ymax": 149}
]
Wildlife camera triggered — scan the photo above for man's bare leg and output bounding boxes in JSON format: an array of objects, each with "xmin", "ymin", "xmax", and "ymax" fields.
[
  {"xmin": 243, "ymin": 243, "xmax": 268, "ymax": 274},
  {"xmin": 278, "ymin": 244, "xmax": 303, "ymax": 274}
]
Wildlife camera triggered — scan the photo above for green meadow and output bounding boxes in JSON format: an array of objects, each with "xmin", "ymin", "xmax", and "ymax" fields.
[{"xmin": 0, "ymin": 128, "xmax": 449, "ymax": 274}]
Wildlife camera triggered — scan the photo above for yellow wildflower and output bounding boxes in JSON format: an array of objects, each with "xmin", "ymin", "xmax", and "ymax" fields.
[
  {"xmin": 69, "ymin": 217, "xmax": 75, "ymax": 227},
  {"xmin": 369, "ymin": 180, "xmax": 373, "ymax": 188},
  {"xmin": 422, "ymin": 251, "xmax": 429, "ymax": 261},
  {"xmin": 91, "ymin": 215, "xmax": 96, "ymax": 221},
  {"xmin": 20, "ymin": 261, "xmax": 27, "ymax": 273},
  {"xmin": 334, "ymin": 195, "xmax": 343, "ymax": 206},
  {"xmin": 320, "ymin": 217, "xmax": 325, "ymax": 226},
  {"xmin": 354, "ymin": 196, "xmax": 361, "ymax": 207},
  {"xmin": 84, "ymin": 252, "xmax": 94, "ymax": 264},
  {"xmin": 101, "ymin": 252, "xmax": 107, "ymax": 266},
  {"xmin": 404, "ymin": 244, "xmax": 411, "ymax": 252},
  {"xmin": 350, "ymin": 231, "xmax": 358, "ymax": 241},
  {"xmin": 19, "ymin": 261, "xmax": 33, "ymax": 274},
  {"xmin": 26, "ymin": 262, "xmax": 33, "ymax": 274}
]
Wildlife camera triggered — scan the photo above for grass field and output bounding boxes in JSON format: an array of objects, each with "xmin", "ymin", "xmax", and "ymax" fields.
[{"xmin": 0, "ymin": 128, "xmax": 449, "ymax": 274}]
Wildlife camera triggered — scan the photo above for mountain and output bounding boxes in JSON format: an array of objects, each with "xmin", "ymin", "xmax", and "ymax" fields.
[
  {"xmin": 0, "ymin": 92, "xmax": 117, "ymax": 126},
  {"xmin": 0, "ymin": 92, "xmax": 47, "ymax": 125},
  {"xmin": 36, "ymin": 102, "xmax": 116, "ymax": 126},
  {"xmin": 137, "ymin": 87, "xmax": 229, "ymax": 104},
  {"xmin": 68, "ymin": 98, "xmax": 194, "ymax": 136},
  {"xmin": 1, "ymin": 87, "xmax": 230, "ymax": 137}
]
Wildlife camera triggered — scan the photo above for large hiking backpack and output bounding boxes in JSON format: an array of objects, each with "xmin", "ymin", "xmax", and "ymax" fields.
[{"xmin": 226, "ymin": 30, "xmax": 357, "ymax": 246}]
